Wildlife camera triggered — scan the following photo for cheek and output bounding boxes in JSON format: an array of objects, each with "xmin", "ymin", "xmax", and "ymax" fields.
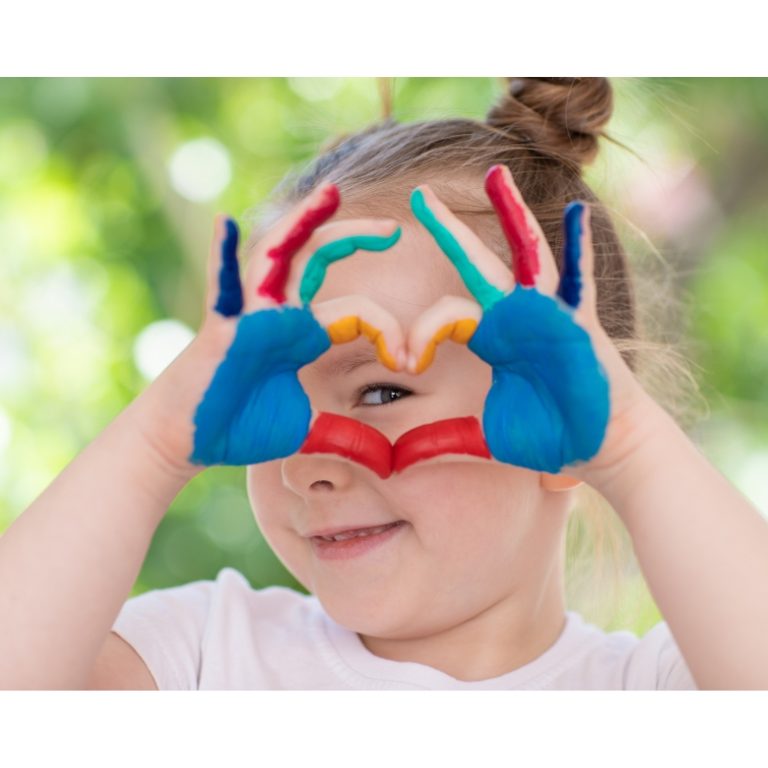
[
  {"xmin": 396, "ymin": 463, "xmax": 537, "ymax": 551},
  {"xmin": 246, "ymin": 462, "xmax": 290, "ymax": 529}
]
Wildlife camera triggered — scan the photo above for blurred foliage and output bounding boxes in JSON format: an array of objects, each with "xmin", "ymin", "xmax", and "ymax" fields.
[{"xmin": 1, "ymin": 78, "xmax": 767, "ymax": 634}]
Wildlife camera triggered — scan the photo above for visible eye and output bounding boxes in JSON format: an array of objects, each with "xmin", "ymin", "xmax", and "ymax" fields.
[{"xmin": 357, "ymin": 382, "xmax": 412, "ymax": 407}]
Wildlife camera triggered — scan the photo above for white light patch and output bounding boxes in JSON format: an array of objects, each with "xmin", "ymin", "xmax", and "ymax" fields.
[
  {"xmin": 0, "ymin": 326, "xmax": 31, "ymax": 396},
  {"xmin": 133, "ymin": 319, "xmax": 195, "ymax": 381},
  {"xmin": 168, "ymin": 138, "xmax": 231, "ymax": 203},
  {"xmin": 0, "ymin": 406, "xmax": 12, "ymax": 457},
  {"xmin": 735, "ymin": 450, "xmax": 768, "ymax": 519}
]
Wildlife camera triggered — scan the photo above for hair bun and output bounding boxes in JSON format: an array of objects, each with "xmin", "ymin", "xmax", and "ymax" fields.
[{"xmin": 486, "ymin": 77, "xmax": 614, "ymax": 171}]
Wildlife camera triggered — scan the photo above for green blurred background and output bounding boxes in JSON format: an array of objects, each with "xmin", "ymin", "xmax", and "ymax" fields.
[{"xmin": 1, "ymin": 78, "xmax": 767, "ymax": 633}]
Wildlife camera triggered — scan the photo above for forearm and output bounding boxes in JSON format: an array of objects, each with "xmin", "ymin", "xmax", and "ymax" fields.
[
  {"xmin": 0, "ymin": 396, "xmax": 194, "ymax": 689},
  {"xmin": 592, "ymin": 399, "xmax": 768, "ymax": 689}
]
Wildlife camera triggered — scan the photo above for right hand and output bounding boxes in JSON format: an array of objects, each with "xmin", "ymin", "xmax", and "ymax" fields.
[{"xmin": 131, "ymin": 182, "xmax": 406, "ymax": 481}]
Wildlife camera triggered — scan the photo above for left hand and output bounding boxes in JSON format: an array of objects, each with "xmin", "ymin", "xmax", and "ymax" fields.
[{"xmin": 404, "ymin": 164, "xmax": 653, "ymax": 482}]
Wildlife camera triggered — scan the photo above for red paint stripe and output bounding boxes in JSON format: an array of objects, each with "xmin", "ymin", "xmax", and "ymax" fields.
[
  {"xmin": 484, "ymin": 165, "xmax": 539, "ymax": 287},
  {"xmin": 299, "ymin": 413, "xmax": 491, "ymax": 478},
  {"xmin": 392, "ymin": 416, "xmax": 491, "ymax": 474},
  {"xmin": 257, "ymin": 184, "xmax": 341, "ymax": 303},
  {"xmin": 300, "ymin": 411, "xmax": 393, "ymax": 479}
]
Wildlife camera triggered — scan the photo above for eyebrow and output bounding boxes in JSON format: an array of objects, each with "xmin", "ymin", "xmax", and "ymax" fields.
[{"xmin": 314, "ymin": 348, "xmax": 381, "ymax": 377}]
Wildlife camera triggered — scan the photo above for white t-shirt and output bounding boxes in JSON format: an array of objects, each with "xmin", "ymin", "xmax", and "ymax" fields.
[{"xmin": 112, "ymin": 567, "xmax": 698, "ymax": 690}]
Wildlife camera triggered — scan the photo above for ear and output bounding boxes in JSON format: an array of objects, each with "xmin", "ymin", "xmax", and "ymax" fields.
[{"xmin": 539, "ymin": 473, "xmax": 583, "ymax": 492}]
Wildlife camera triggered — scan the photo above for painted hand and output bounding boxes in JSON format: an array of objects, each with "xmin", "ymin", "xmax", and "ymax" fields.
[
  {"xmin": 404, "ymin": 165, "xmax": 620, "ymax": 474},
  {"xmin": 190, "ymin": 184, "xmax": 405, "ymax": 466}
]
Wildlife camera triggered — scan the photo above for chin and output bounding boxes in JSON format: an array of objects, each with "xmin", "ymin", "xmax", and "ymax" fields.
[{"xmin": 315, "ymin": 586, "xmax": 412, "ymax": 637}]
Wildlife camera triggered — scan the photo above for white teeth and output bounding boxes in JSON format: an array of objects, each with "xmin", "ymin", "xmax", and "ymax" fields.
[{"xmin": 320, "ymin": 523, "xmax": 400, "ymax": 542}]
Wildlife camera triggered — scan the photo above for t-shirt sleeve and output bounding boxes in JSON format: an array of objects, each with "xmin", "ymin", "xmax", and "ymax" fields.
[
  {"xmin": 111, "ymin": 579, "xmax": 214, "ymax": 690},
  {"xmin": 624, "ymin": 620, "xmax": 698, "ymax": 690}
]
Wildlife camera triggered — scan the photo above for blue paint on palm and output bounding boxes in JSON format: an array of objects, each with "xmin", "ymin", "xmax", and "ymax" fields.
[
  {"xmin": 190, "ymin": 306, "xmax": 331, "ymax": 465},
  {"xmin": 467, "ymin": 287, "xmax": 609, "ymax": 473}
]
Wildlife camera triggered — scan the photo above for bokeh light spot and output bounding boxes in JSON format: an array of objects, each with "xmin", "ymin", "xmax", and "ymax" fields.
[
  {"xmin": 133, "ymin": 319, "xmax": 195, "ymax": 381},
  {"xmin": 168, "ymin": 138, "xmax": 231, "ymax": 202}
]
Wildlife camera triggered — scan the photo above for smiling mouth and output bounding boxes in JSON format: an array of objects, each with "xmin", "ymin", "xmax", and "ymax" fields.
[{"xmin": 312, "ymin": 521, "xmax": 406, "ymax": 542}]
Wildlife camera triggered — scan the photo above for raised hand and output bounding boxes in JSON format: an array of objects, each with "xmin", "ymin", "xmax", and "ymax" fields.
[
  {"xmin": 403, "ymin": 164, "xmax": 639, "ymax": 475},
  {"xmin": 189, "ymin": 183, "xmax": 405, "ymax": 467}
]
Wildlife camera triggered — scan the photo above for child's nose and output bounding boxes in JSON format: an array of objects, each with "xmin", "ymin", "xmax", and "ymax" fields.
[{"xmin": 280, "ymin": 452, "xmax": 359, "ymax": 499}]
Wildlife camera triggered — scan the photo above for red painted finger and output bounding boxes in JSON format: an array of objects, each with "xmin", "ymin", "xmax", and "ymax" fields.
[
  {"xmin": 484, "ymin": 165, "xmax": 540, "ymax": 287},
  {"xmin": 257, "ymin": 183, "xmax": 341, "ymax": 304}
]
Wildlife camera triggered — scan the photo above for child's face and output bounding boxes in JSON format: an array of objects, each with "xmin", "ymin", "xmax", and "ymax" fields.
[{"xmin": 245, "ymin": 205, "xmax": 571, "ymax": 640}]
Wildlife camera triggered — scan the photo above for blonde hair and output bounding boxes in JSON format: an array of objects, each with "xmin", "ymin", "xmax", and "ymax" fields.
[{"xmin": 245, "ymin": 78, "xmax": 704, "ymax": 630}]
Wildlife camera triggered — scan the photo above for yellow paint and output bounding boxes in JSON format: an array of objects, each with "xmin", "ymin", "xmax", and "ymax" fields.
[
  {"xmin": 415, "ymin": 318, "xmax": 478, "ymax": 374},
  {"xmin": 326, "ymin": 315, "xmax": 398, "ymax": 371},
  {"xmin": 326, "ymin": 315, "xmax": 360, "ymax": 344}
]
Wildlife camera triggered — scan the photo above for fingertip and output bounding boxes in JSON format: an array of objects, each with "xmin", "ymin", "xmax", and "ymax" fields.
[
  {"xmin": 484, "ymin": 164, "xmax": 504, "ymax": 185},
  {"xmin": 224, "ymin": 216, "xmax": 240, "ymax": 244},
  {"xmin": 317, "ymin": 182, "xmax": 341, "ymax": 210},
  {"xmin": 564, "ymin": 201, "xmax": 586, "ymax": 237},
  {"xmin": 382, "ymin": 223, "xmax": 402, "ymax": 247},
  {"xmin": 487, "ymin": 163, "xmax": 518, "ymax": 195},
  {"xmin": 413, "ymin": 183, "xmax": 435, "ymax": 201}
]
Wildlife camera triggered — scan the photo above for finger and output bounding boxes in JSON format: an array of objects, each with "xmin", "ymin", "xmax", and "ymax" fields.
[
  {"xmin": 410, "ymin": 185, "xmax": 514, "ymax": 310},
  {"xmin": 405, "ymin": 295, "xmax": 483, "ymax": 374},
  {"xmin": 312, "ymin": 294, "xmax": 407, "ymax": 372},
  {"xmin": 300, "ymin": 411, "xmax": 393, "ymax": 479},
  {"xmin": 297, "ymin": 223, "xmax": 402, "ymax": 305},
  {"xmin": 392, "ymin": 416, "xmax": 491, "ymax": 474},
  {"xmin": 556, "ymin": 201, "xmax": 585, "ymax": 309},
  {"xmin": 245, "ymin": 182, "xmax": 341, "ymax": 311},
  {"xmin": 205, "ymin": 213, "xmax": 243, "ymax": 320},
  {"xmin": 557, "ymin": 201, "xmax": 598, "ymax": 323},
  {"xmin": 576, "ymin": 203, "xmax": 598, "ymax": 324},
  {"xmin": 245, "ymin": 217, "xmax": 400, "ymax": 313},
  {"xmin": 484, "ymin": 164, "xmax": 560, "ymax": 294}
]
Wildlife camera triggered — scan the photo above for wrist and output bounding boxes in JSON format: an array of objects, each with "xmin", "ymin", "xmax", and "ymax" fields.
[
  {"xmin": 573, "ymin": 391, "xmax": 681, "ymax": 508},
  {"xmin": 127, "ymin": 360, "xmax": 212, "ymax": 485},
  {"xmin": 118, "ymin": 396, "xmax": 203, "ymax": 503}
]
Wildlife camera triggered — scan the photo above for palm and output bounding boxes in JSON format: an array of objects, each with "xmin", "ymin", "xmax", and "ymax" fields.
[
  {"xmin": 407, "ymin": 165, "xmax": 612, "ymax": 474},
  {"xmin": 191, "ymin": 307, "xmax": 330, "ymax": 465},
  {"xmin": 468, "ymin": 287, "xmax": 608, "ymax": 473}
]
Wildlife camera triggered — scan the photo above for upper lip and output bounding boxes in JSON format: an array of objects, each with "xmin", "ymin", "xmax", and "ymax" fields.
[{"xmin": 304, "ymin": 521, "xmax": 405, "ymax": 538}]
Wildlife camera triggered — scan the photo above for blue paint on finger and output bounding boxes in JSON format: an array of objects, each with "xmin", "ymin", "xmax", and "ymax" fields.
[
  {"xmin": 214, "ymin": 217, "xmax": 244, "ymax": 317},
  {"xmin": 190, "ymin": 306, "xmax": 331, "ymax": 465},
  {"xmin": 556, "ymin": 202, "xmax": 584, "ymax": 309},
  {"xmin": 467, "ymin": 286, "xmax": 609, "ymax": 473}
]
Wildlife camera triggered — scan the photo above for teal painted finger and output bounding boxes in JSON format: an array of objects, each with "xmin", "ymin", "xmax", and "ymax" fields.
[
  {"xmin": 411, "ymin": 188, "xmax": 505, "ymax": 311},
  {"xmin": 299, "ymin": 228, "xmax": 402, "ymax": 304}
]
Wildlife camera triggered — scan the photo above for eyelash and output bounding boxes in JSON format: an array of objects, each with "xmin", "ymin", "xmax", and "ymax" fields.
[{"xmin": 356, "ymin": 382, "xmax": 412, "ymax": 407}]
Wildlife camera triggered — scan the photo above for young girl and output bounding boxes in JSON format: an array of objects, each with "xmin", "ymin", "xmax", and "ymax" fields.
[{"xmin": 2, "ymin": 77, "xmax": 766, "ymax": 690}]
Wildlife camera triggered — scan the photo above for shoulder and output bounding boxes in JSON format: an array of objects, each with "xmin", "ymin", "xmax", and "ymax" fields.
[
  {"xmin": 623, "ymin": 620, "xmax": 698, "ymax": 689},
  {"xmin": 116, "ymin": 567, "xmax": 312, "ymax": 621},
  {"xmin": 111, "ymin": 568, "xmax": 319, "ymax": 689},
  {"xmin": 561, "ymin": 612, "xmax": 698, "ymax": 690}
]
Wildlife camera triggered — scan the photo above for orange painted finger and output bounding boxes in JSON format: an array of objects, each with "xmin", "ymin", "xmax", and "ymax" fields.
[
  {"xmin": 405, "ymin": 295, "xmax": 483, "ymax": 374},
  {"xmin": 312, "ymin": 295, "xmax": 407, "ymax": 373}
]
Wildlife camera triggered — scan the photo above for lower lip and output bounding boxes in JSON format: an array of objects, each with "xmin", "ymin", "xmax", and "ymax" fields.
[{"xmin": 309, "ymin": 521, "xmax": 408, "ymax": 561}]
